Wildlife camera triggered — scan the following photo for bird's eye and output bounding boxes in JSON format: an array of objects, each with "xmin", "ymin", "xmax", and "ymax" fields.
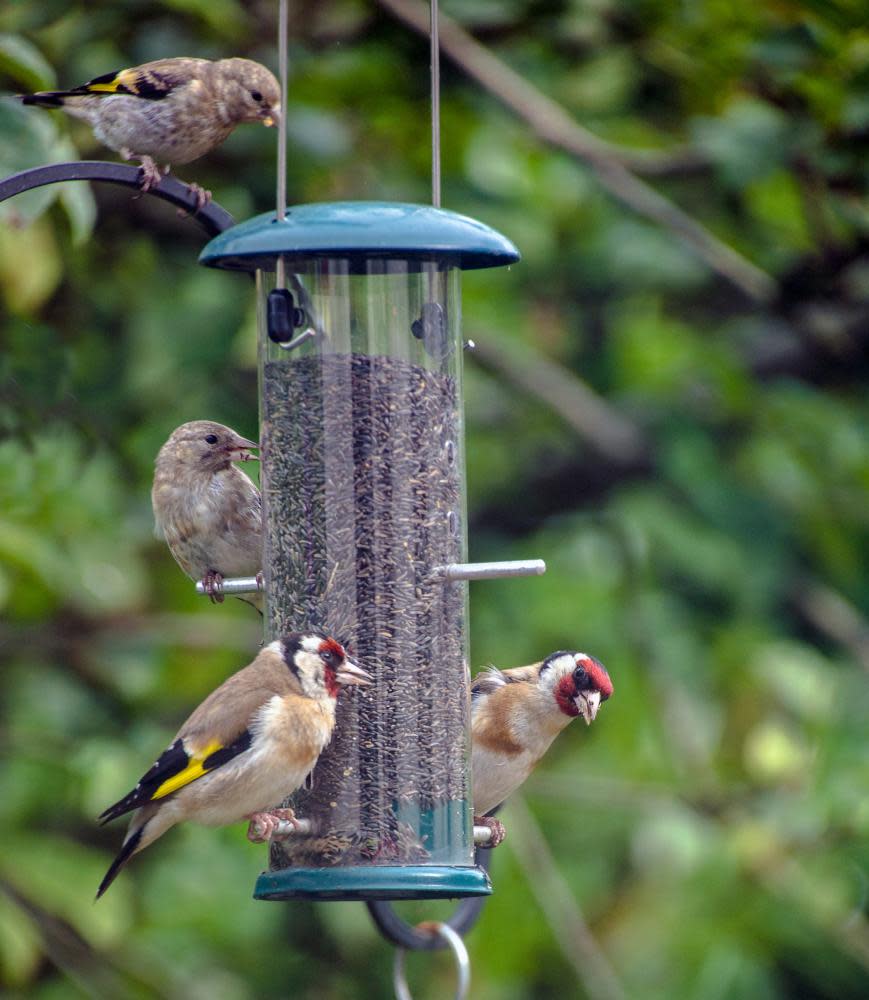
[
  {"xmin": 250, "ymin": 89, "xmax": 263, "ymax": 102},
  {"xmin": 573, "ymin": 665, "xmax": 588, "ymax": 688},
  {"xmin": 204, "ymin": 434, "xmax": 218, "ymax": 444},
  {"xmin": 321, "ymin": 649, "xmax": 335, "ymax": 665}
]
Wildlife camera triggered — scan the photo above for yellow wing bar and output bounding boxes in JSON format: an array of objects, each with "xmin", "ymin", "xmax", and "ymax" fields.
[{"xmin": 151, "ymin": 739, "xmax": 223, "ymax": 800}]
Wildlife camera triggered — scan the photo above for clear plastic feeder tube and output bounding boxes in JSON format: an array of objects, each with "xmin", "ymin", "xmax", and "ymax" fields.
[{"xmin": 257, "ymin": 257, "xmax": 479, "ymax": 894}]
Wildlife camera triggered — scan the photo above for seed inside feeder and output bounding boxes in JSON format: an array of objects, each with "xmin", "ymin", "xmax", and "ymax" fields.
[{"xmin": 263, "ymin": 353, "xmax": 471, "ymax": 868}]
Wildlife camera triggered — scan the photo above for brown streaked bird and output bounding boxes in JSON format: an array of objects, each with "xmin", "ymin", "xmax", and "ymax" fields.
[
  {"xmin": 96, "ymin": 633, "xmax": 371, "ymax": 898},
  {"xmin": 152, "ymin": 420, "xmax": 262, "ymax": 609},
  {"xmin": 471, "ymin": 650, "xmax": 613, "ymax": 845},
  {"xmin": 20, "ymin": 57, "xmax": 280, "ymax": 206}
]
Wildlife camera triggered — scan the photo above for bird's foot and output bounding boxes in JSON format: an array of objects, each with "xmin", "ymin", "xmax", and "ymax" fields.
[
  {"xmin": 135, "ymin": 155, "xmax": 164, "ymax": 193},
  {"xmin": 474, "ymin": 814, "xmax": 507, "ymax": 848},
  {"xmin": 246, "ymin": 808, "xmax": 299, "ymax": 843},
  {"xmin": 177, "ymin": 182, "xmax": 212, "ymax": 217},
  {"xmin": 201, "ymin": 569, "xmax": 225, "ymax": 604}
]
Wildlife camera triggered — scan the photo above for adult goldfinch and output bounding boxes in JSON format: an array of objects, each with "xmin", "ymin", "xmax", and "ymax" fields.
[
  {"xmin": 471, "ymin": 651, "xmax": 613, "ymax": 845},
  {"xmin": 96, "ymin": 633, "xmax": 371, "ymax": 898},
  {"xmin": 20, "ymin": 57, "xmax": 280, "ymax": 201},
  {"xmin": 151, "ymin": 420, "xmax": 262, "ymax": 609}
]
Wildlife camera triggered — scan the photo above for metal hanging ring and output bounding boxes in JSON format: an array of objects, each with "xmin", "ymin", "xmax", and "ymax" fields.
[
  {"xmin": 393, "ymin": 922, "xmax": 470, "ymax": 1000},
  {"xmin": 366, "ymin": 836, "xmax": 497, "ymax": 949}
]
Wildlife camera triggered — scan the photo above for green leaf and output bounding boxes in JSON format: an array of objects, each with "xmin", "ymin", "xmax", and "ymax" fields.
[
  {"xmin": 0, "ymin": 833, "xmax": 133, "ymax": 950},
  {"xmin": 0, "ymin": 98, "xmax": 60, "ymax": 226},
  {"xmin": 692, "ymin": 98, "xmax": 796, "ymax": 187},
  {"xmin": 0, "ymin": 33, "xmax": 56, "ymax": 91},
  {"xmin": 0, "ymin": 890, "xmax": 42, "ymax": 988}
]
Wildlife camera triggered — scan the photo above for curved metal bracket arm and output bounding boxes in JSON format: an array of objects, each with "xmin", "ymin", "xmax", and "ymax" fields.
[
  {"xmin": 0, "ymin": 161, "xmax": 234, "ymax": 237},
  {"xmin": 365, "ymin": 845, "xmax": 495, "ymax": 951}
]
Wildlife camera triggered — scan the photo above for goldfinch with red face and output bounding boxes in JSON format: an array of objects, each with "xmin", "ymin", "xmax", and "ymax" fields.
[
  {"xmin": 152, "ymin": 420, "xmax": 263, "ymax": 609},
  {"xmin": 20, "ymin": 57, "xmax": 280, "ymax": 205},
  {"xmin": 471, "ymin": 650, "xmax": 613, "ymax": 845},
  {"xmin": 96, "ymin": 633, "xmax": 370, "ymax": 898}
]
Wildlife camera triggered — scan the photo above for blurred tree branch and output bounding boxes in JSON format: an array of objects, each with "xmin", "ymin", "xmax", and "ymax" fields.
[
  {"xmin": 380, "ymin": 0, "xmax": 706, "ymax": 178},
  {"xmin": 790, "ymin": 577, "xmax": 869, "ymax": 675},
  {"xmin": 505, "ymin": 795, "xmax": 626, "ymax": 1000},
  {"xmin": 469, "ymin": 334, "xmax": 650, "ymax": 467},
  {"xmin": 377, "ymin": 0, "xmax": 777, "ymax": 303},
  {"xmin": 0, "ymin": 879, "xmax": 172, "ymax": 998},
  {"xmin": 469, "ymin": 257, "xmax": 869, "ymax": 536},
  {"xmin": 750, "ymin": 852, "xmax": 869, "ymax": 976}
]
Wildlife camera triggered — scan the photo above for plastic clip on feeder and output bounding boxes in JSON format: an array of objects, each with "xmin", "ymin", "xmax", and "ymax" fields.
[{"xmin": 200, "ymin": 202, "xmax": 522, "ymax": 902}]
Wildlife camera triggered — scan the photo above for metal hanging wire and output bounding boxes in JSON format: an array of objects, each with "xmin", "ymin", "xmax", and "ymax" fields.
[
  {"xmin": 430, "ymin": 0, "xmax": 441, "ymax": 208},
  {"xmin": 272, "ymin": 1, "xmax": 325, "ymax": 349},
  {"xmin": 277, "ymin": 0, "xmax": 289, "ymax": 224},
  {"xmin": 276, "ymin": 0, "xmax": 288, "ymax": 293}
]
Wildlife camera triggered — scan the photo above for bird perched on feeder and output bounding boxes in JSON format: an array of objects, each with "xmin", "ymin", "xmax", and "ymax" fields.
[
  {"xmin": 96, "ymin": 633, "xmax": 371, "ymax": 898},
  {"xmin": 471, "ymin": 650, "xmax": 613, "ymax": 846},
  {"xmin": 152, "ymin": 420, "xmax": 263, "ymax": 610},
  {"xmin": 19, "ymin": 57, "xmax": 280, "ymax": 207}
]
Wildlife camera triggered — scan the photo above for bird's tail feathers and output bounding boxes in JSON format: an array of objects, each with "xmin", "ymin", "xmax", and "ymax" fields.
[
  {"xmin": 99, "ymin": 787, "xmax": 145, "ymax": 826},
  {"xmin": 96, "ymin": 824, "xmax": 146, "ymax": 899},
  {"xmin": 20, "ymin": 82, "xmax": 111, "ymax": 107},
  {"xmin": 20, "ymin": 92, "xmax": 68, "ymax": 108}
]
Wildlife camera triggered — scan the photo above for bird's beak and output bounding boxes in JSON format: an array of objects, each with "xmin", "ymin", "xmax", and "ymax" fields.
[
  {"xmin": 575, "ymin": 690, "xmax": 601, "ymax": 726},
  {"xmin": 261, "ymin": 105, "xmax": 281, "ymax": 128},
  {"xmin": 335, "ymin": 659, "xmax": 373, "ymax": 687},
  {"xmin": 226, "ymin": 435, "xmax": 259, "ymax": 462}
]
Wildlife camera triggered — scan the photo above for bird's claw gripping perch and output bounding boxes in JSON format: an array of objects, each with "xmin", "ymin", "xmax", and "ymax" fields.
[
  {"xmin": 474, "ymin": 815, "xmax": 506, "ymax": 848},
  {"xmin": 201, "ymin": 569, "xmax": 225, "ymax": 604},
  {"xmin": 247, "ymin": 808, "xmax": 301, "ymax": 843},
  {"xmin": 132, "ymin": 155, "xmax": 165, "ymax": 193},
  {"xmin": 178, "ymin": 182, "xmax": 213, "ymax": 217}
]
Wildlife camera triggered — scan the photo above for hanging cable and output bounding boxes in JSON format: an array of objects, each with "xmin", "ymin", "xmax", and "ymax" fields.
[
  {"xmin": 277, "ymin": 0, "xmax": 289, "ymax": 223},
  {"xmin": 276, "ymin": 0, "xmax": 289, "ymax": 291},
  {"xmin": 430, "ymin": 0, "xmax": 441, "ymax": 206}
]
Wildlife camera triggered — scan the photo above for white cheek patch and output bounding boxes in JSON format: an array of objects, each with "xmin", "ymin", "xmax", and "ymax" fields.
[
  {"xmin": 300, "ymin": 636, "xmax": 323, "ymax": 656},
  {"xmin": 539, "ymin": 653, "xmax": 578, "ymax": 696}
]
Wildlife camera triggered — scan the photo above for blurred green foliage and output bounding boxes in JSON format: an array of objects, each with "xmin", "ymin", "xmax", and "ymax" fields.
[{"xmin": 1, "ymin": 1, "xmax": 868, "ymax": 998}]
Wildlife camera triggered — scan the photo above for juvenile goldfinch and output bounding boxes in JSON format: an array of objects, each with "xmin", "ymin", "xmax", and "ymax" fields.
[
  {"xmin": 96, "ymin": 633, "xmax": 371, "ymax": 898},
  {"xmin": 471, "ymin": 650, "xmax": 613, "ymax": 845},
  {"xmin": 20, "ymin": 57, "xmax": 280, "ymax": 203},
  {"xmin": 152, "ymin": 420, "xmax": 262, "ymax": 609}
]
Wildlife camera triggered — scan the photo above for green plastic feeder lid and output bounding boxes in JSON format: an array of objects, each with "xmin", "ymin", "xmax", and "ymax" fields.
[{"xmin": 199, "ymin": 201, "xmax": 520, "ymax": 272}]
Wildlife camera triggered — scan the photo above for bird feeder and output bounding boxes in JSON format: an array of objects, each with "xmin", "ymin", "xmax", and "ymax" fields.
[{"xmin": 200, "ymin": 201, "xmax": 524, "ymax": 901}]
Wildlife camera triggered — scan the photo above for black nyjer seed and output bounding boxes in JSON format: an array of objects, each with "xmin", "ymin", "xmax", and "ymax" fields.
[{"xmin": 263, "ymin": 353, "xmax": 470, "ymax": 868}]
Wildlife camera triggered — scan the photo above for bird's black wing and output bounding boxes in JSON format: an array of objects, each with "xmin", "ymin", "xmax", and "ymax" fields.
[
  {"xmin": 471, "ymin": 666, "xmax": 510, "ymax": 704},
  {"xmin": 98, "ymin": 730, "xmax": 253, "ymax": 824},
  {"xmin": 73, "ymin": 62, "xmax": 198, "ymax": 101}
]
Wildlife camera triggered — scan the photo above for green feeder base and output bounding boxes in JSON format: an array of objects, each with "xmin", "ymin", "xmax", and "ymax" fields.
[{"xmin": 254, "ymin": 864, "xmax": 492, "ymax": 902}]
